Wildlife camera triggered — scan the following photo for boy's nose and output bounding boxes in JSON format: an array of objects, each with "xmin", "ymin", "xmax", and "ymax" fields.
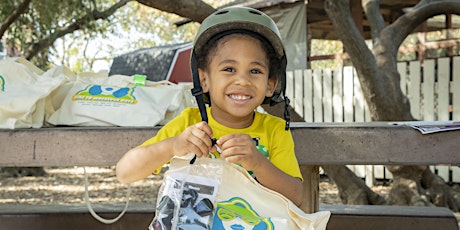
[{"xmin": 234, "ymin": 72, "xmax": 251, "ymax": 86}]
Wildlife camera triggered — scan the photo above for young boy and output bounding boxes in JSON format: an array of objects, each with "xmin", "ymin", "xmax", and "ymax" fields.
[{"xmin": 116, "ymin": 6, "xmax": 303, "ymax": 207}]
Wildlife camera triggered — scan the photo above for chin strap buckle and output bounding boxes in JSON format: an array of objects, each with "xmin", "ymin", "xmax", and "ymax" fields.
[
  {"xmin": 191, "ymin": 86, "xmax": 203, "ymax": 96},
  {"xmin": 284, "ymin": 96, "xmax": 291, "ymax": 130}
]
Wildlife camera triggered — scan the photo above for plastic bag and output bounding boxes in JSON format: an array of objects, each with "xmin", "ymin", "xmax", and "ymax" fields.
[{"xmin": 151, "ymin": 155, "xmax": 223, "ymax": 230}]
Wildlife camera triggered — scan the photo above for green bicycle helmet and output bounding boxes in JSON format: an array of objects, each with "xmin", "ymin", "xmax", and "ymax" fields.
[{"xmin": 190, "ymin": 6, "xmax": 290, "ymax": 129}]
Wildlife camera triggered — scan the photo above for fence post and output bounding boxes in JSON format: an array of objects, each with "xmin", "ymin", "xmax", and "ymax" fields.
[
  {"xmin": 409, "ymin": 61, "xmax": 421, "ymax": 119},
  {"xmin": 332, "ymin": 68, "xmax": 343, "ymax": 122},
  {"xmin": 304, "ymin": 69, "xmax": 313, "ymax": 122},
  {"xmin": 437, "ymin": 58, "xmax": 450, "ymax": 120},
  {"xmin": 423, "ymin": 59, "xmax": 435, "ymax": 121},
  {"xmin": 313, "ymin": 69, "xmax": 323, "ymax": 122},
  {"xmin": 323, "ymin": 69, "xmax": 333, "ymax": 122},
  {"xmin": 294, "ymin": 69, "xmax": 304, "ymax": 118},
  {"xmin": 343, "ymin": 66, "xmax": 354, "ymax": 122},
  {"xmin": 453, "ymin": 56, "xmax": 460, "ymax": 120}
]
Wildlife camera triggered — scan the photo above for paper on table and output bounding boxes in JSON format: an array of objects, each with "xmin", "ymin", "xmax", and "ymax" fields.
[{"xmin": 388, "ymin": 121, "xmax": 460, "ymax": 134}]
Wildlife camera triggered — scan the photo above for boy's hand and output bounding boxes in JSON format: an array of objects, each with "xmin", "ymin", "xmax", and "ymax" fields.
[
  {"xmin": 172, "ymin": 121, "xmax": 214, "ymax": 158},
  {"xmin": 217, "ymin": 134, "xmax": 266, "ymax": 171}
]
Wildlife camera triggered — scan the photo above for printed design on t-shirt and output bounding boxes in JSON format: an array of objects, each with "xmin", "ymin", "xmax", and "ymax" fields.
[
  {"xmin": 248, "ymin": 137, "xmax": 267, "ymax": 177},
  {"xmin": 72, "ymin": 84, "xmax": 137, "ymax": 104},
  {"xmin": 212, "ymin": 197, "xmax": 274, "ymax": 230}
]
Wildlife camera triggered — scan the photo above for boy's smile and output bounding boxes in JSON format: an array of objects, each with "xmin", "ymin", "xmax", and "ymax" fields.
[
  {"xmin": 228, "ymin": 94, "xmax": 251, "ymax": 102},
  {"xmin": 199, "ymin": 34, "xmax": 276, "ymax": 128},
  {"xmin": 227, "ymin": 91, "xmax": 253, "ymax": 105}
]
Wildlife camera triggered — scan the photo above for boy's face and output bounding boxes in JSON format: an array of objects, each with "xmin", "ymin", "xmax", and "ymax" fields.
[{"xmin": 199, "ymin": 34, "xmax": 277, "ymax": 127}]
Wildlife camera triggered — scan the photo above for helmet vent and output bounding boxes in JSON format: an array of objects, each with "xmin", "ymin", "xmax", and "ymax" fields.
[
  {"xmin": 248, "ymin": 10, "xmax": 261, "ymax": 15},
  {"xmin": 215, "ymin": 10, "xmax": 228, "ymax": 15}
]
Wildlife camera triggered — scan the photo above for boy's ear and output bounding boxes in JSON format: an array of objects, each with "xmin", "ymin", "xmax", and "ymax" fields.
[
  {"xmin": 266, "ymin": 77, "xmax": 278, "ymax": 97},
  {"xmin": 198, "ymin": 68, "xmax": 209, "ymax": 93}
]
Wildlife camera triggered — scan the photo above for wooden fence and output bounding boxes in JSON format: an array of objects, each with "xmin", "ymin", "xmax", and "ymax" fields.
[{"xmin": 287, "ymin": 56, "xmax": 460, "ymax": 184}]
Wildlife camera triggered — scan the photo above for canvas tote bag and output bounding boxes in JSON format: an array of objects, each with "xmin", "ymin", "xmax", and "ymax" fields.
[
  {"xmin": 0, "ymin": 58, "xmax": 66, "ymax": 129},
  {"xmin": 150, "ymin": 156, "xmax": 330, "ymax": 230},
  {"xmin": 47, "ymin": 73, "xmax": 192, "ymax": 127}
]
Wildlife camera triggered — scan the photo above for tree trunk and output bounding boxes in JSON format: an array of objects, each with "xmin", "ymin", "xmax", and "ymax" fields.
[
  {"xmin": 261, "ymin": 102, "xmax": 305, "ymax": 123},
  {"xmin": 322, "ymin": 165, "xmax": 386, "ymax": 205},
  {"xmin": 323, "ymin": 0, "xmax": 460, "ymax": 209},
  {"xmin": 261, "ymin": 99, "xmax": 389, "ymax": 206},
  {"xmin": 386, "ymin": 165, "xmax": 460, "ymax": 211},
  {"xmin": 385, "ymin": 165, "xmax": 429, "ymax": 206},
  {"xmin": 420, "ymin": 167, "xmax": 460, "ymax": 212}
]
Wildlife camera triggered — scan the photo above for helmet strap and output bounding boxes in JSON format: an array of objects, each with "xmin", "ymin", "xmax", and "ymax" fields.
[
  {"xmin": 284, "ymin": 96, "xmax": 291, "ymax": 130},
  {"xmin": 190, "ymin": 53, "xmax": 208, "ymax": 123},
  {"xmin": 190, "ymin": 53, "xmax": 209, "ymax": 165},
  {"xmin": 280, "ymin": 55, "xmax": 290, "ymax": 130}
]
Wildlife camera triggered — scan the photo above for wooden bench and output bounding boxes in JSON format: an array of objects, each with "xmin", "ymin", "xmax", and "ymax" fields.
[
  {"xmin": 1, "ymin": 122, "xmax": 459, "ymax": 229},
  {"xmin": 1, "ymin": 203, "xmax": 457, "ymax": 230}
]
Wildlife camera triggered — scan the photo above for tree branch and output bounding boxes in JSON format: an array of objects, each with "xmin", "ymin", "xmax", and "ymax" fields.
[
  {"xmin": 136, "ymin": 0, "xmax": 215, "ymax": 23},
  {"xmin": 362, "ymin": 0, "xmax": 385, "ymax": 44},
  {"xmin": 23, "ymin": 0, "xmax": 133, "ymax": 59},
  {"xmin": 0, "ymin": 0, "xmax": 32, "ymax": 39},
  {"xmin": 379, "ymin": 0, "xmax": 460, "ymax": 57},
  {"xmin": 324, "ymin": 0, "xmax": 381, "ymax": 117},
  {"xmin": 368, "ymin": 0, "xmax": 460, "ymax": 121},
  {"xmin": 324, "ymin": 0, "xmax": 375, "ymax": 65}
]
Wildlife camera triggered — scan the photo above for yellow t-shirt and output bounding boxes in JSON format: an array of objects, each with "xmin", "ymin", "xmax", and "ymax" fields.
[{"xmin": 141, "ymin": 107, "xmax": 303, "ymax": 180}]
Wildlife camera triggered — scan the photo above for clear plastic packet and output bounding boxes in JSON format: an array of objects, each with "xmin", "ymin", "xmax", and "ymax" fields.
[{"xmin": 150, "ymin": 156, "xmax": 223, "ymax": 230}]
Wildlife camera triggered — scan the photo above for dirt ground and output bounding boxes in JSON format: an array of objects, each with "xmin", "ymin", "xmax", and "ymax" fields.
[
  {"xmin": 1, "ymin": 166, "xmax": 459, "ymax": 226},
  {"xmin": 0, "ymin": 166, "xmax": 365, "ymax": 205}
]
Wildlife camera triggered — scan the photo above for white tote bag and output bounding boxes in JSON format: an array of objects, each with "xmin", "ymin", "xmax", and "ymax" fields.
[
  {"xmin": 0, "ymin": 58, "xmax": 66, "ymax": 129},
  {"xmin": 47, "ymin": 73, "xmax": 191, "ymax": 127},
  {"xmin": 150, "ymin": 156, "xmax": 330, "ymax": 230}
]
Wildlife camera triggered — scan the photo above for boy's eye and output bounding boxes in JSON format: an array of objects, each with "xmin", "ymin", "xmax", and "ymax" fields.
[
  {"xmin": 223, "ymin": 67, "xmax": 235, "ymax": 72},
  {"xmin": 250, "ymin": 69, "xmax": 263, "ymax": 74}
]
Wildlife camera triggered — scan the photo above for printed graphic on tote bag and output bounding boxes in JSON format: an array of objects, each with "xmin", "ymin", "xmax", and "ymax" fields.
[
  {"xmin": 151, "ymin": 173, "xmax": 219, "ymax": 230},
  {"xmin": 0, "ymin": 75, "xmax": 4, "ymax": 92},
  {"xmin": 212, "ymin": 197, "xmax": 274, "ymax": 230},
  {"xmin": 72, "ymin": 84, "xmax": 137, "ymax": 105}
]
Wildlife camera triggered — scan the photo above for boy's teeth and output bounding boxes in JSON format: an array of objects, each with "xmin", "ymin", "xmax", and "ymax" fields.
[{"xmin": 230, "ymin": 94, "xmax": 250, "ymax": 100}]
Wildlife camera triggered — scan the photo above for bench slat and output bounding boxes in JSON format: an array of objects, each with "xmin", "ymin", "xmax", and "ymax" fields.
[{"xmin": 1, "ymin": 123, "xmax": 459, "ymax": 167}]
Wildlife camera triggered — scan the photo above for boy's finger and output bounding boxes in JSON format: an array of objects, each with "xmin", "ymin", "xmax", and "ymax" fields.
[
  {"xmin": 189, "ymin": 135, "xmax": 211, "ymax": 155},
  {"xmin": 191, "ymin": 126, "xmax": 211, "ymax": 144},
  {"xmin": 195, "ymin": 121, "xmax": 213, "ymax": 136},
  {"xmin": 216, "ymin": 133, "xmax": 245, "ymax": 148}
]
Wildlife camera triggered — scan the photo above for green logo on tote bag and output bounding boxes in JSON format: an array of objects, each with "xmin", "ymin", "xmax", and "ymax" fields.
[
  {"xmin": 72, "ymin": 84, "xmax": 137, "ymax": 104},
  {"xmin": 213, "ymin": 197, "xmax": 274, "ymax": 230},
  {"xmin": 0, "ymin": 75, "xmax": 4, "ymax": 92}
]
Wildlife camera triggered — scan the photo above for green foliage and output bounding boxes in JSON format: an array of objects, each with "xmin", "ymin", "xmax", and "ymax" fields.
[
  {"xmin": 309, "ymin": 39, "xmax": 343, "ymax": 70},
  {"xmin": 60, "ymin": 1, "xmax": 201, "ymax": 73},
  {"xmin": 398, "ymin": 28, "xmax": 460, "ymax": 61},
  {"xmin": 1, "ymin": 0, "xmax": 115, "ymax": 68},
  {"xmin": 0, "ymin": 0, "xmax": 236, "ymax": 72},
  {"xmin": 1, "ymin": 0, "xmax": 204, "ymax": 72},
  {"xmin": 310, "ymin": 28, "xmax": 460, "ymax": 70}
]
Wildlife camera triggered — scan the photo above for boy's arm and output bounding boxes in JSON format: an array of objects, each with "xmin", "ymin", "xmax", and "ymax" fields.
[
  {"xmin": 116, "ymin": 121, "xmax": 214, "ymax": 184},
  {"xmin": 116, "ymin": 138, "xmax": 175, "ymax": 184},
  {"xmin": 251, "ymin": 158, "xmax": 304, "ymax": 207}
]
